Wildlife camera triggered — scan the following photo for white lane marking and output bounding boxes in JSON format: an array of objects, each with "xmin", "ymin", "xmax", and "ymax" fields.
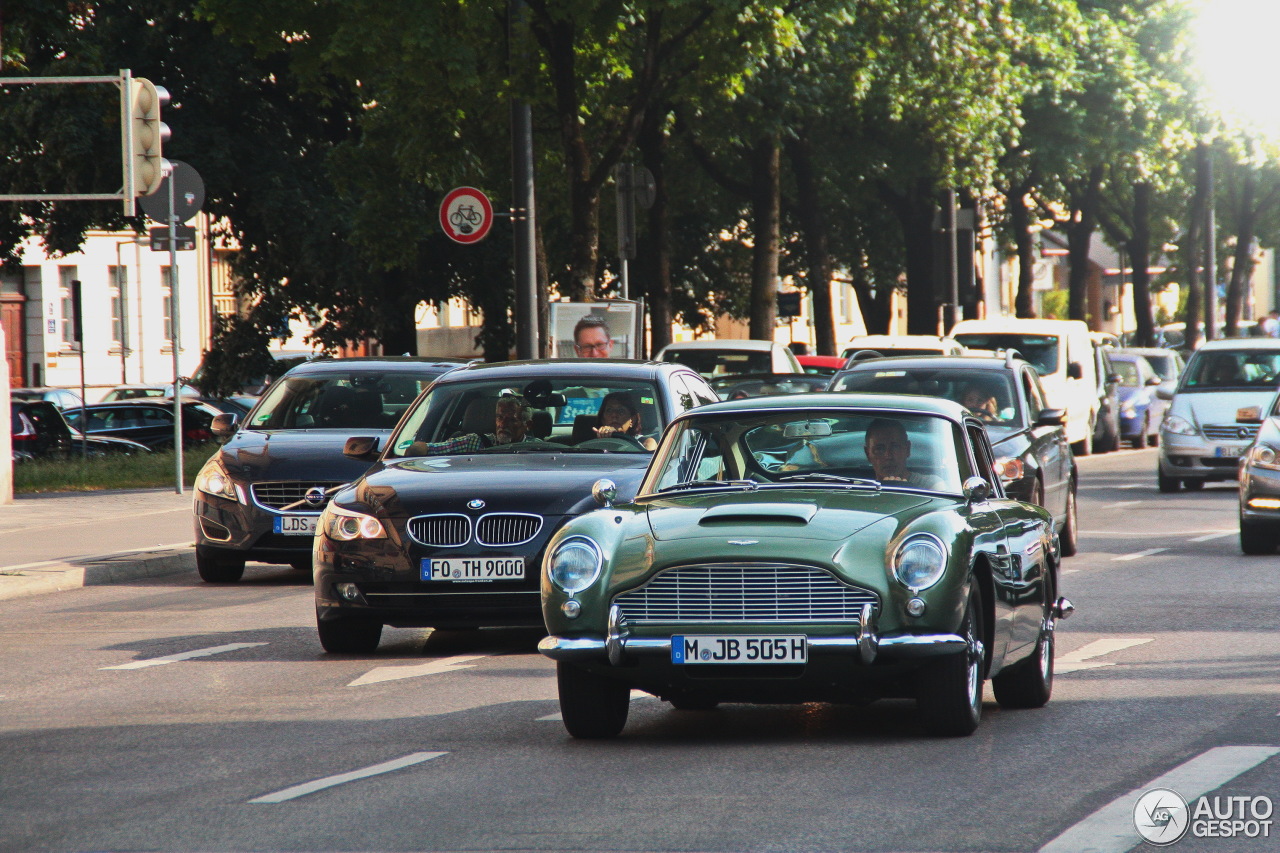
[
  {"xmin": 248, "ymin": 751, "xmax": 446, "ymax": 804},
  {"xmin": 537, "ymin": 713, "xmax": 562, "ymax": 721},
  {"xmin": 348, "ymin": 654, "xmax": 489, "ymax": 687},
  {"xmin": 1062, "ymin": 569, "xmax": 1081, "ymax": 575},
  {"xmin": 1038, "ymin": 746, "xmax": 1280, "ymax": 853},
  {"xmin": 1057, "ymin": 638, "xmax": 1152, "ymax": 674},
  {"xmin": 1113, "ymin": 548, "xmax": 1167, "ymax": 562},
  {"xmin": 1103, "ymin": 500, "xmax": 1143, "ymax": 508},
  {"xmin": 1189, "ymin": 530, "xmax": 1235, "ymax": 542},
  {"xmin": 1116, "ymin": 484, "xmax": 1143, "ymax": 489},
  {"xmin": 101, "ymin": 642, "xmax": 267, "ymax": 670}
]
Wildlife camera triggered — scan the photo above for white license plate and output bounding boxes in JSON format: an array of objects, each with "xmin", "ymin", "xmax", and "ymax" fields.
[
  {"xmin": 671, "ymin": 635, "xmax": 807, "ymax": 664},
  {"xmin": 273, "ymin": 515, "xmax": 318, "ymax": 535},
  {"xmin": 1215, "ymin": 446, "xmax": 1245, "ymax": 458},
  {"xmin": 422, "ymin": 556, "xmax": 525, "ymax": 582}
]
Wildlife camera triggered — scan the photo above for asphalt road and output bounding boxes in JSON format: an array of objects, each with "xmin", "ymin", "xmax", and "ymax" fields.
[{"xmin": 0, "ymin": 449, "xmax": 1277, "ymax": 852}]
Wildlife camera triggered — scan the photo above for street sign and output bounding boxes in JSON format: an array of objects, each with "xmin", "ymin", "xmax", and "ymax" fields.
[
  {"xmin": 777, "ymin": 291, "xmax": 802, "ymax": 318},
  {"xmin": 148, "ymin": 225, "xmax": 196, "ymax": 251},
  {"xmin": 439, "ymin": 187, "xmax": 494, "ymax": 244},
  {"xmin": 138, "ymin": 160, "xmax": 205, "ymax": 224}
]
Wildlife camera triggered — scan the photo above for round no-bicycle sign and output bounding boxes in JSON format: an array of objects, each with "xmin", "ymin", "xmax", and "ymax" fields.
[{"xmin": 439, "ymin": 186, "xmax": 494, "ymax": 244}]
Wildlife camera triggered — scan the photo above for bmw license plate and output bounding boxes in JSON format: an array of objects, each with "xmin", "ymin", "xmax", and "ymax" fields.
[
  {"xmin": 1215, "ymin": 446, "xmax": 1244, "ymax": 458},
  {"xmin": 422, "ymin": 557, "xmax": 525, "ymax": 582},
  {"xmin": 273, "ymin": 515, "xmax": 317, "ymax": 535},
  {"xmin": 672, "ymin": 635, "xmax": 807, "ymax": 664}
]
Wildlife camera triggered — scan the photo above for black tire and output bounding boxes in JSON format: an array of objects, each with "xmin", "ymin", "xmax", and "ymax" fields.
[
  {"xmin": 1240, "ymin": 520, "xmax": 1278, "ymax": 555},
  {"xmin": 1096, "ymin": 416, "xmax": 1120, "ymax": 453},
  {"xmin": 1183, "ymin": 478, "xmax": 1205, "ymax": 491},
  {"xmin": 290, "ymin": 557, "xmax": 313, "ymax": 573},
  {"xmin": 1145, "ymin": 419, "xmax": 1159, "ymax": 447},
  {"xmin": 1029, "ymin": 477, "xmax": 1045, "ymax": 509},
  {"xmin": 1130, "ymin": 415, "xmax": 1149, "ymax": 449},
  {"xmin": 993, "ymin": 578, "xmax": 1055, "ymax": 709},
  {"xmin": 1059, "ymin": 479, "xmax": 1079, "ymax": 558},
  {"xmin": 196, "ymin": 546, "xmax": 246, "ymax": 583},
  {"xmin": 917, "ymin": 585, "xmax": 984, "ymax": 737},
  {"xmin": 316, "ymin": 610, "xmax": 383, "ymax": 653},
  {"xmin": 1071, "ymin": 429, "xmax": 1093, "ymax": 457},
  {"xmin": 557, "ymin": 662, "xmax": 630, "ymax": 739},
  {"xmin": 1157, "ymin": 466, "xmax": 1180, "ymax": 493},
  {"xmin": 669, "ymin": 695, "xmax": 720, "ymax": 711}
]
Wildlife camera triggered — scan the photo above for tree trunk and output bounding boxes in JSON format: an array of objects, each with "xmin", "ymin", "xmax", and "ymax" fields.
[
  {"xmin": 879, "ymin": 178, "xmax": 939, "ymax": 334},
  {"xmin": 850, "ymin": 269, "xmax": 892, "ymax": 334},
  {"xmin": 747, "ymin": 135, "xmax": 780, "ymax": 340},
  {"xmin": 1009, "ymin": 186, "xmax": 1038, "ymax": 318},
  {"xmin": 1184, "ymin": 142, "xmax": 1209, "ymax": 349},
  {"xmin": 785, "ymin": 135, "xmax": 836, "ymax": 355},
  {"xmin": 638, "ymin": 107, "xmax": 672, "ymax": 356},
  {"xmin": 1066, "ymin": 166, "xmax": 1104, "ymax": 326},
  {"xmin": 1225, "ymin": 164, "xmax": 1257, "ymax": 337},
  {"xmin": 1126, "ymin": 182, "xmax": 1156, "ymax": 348}
]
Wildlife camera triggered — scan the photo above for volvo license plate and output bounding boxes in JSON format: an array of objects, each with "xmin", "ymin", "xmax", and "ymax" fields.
[
  {"xmin": 273, "ymin": 515, "xmax": 317, "ymax": 535},
  {"xmin": 672, "ymin": 635, "xmax": 807, "ymax": 664},
  {"xmin": 422, "ymin": 557, "xmax": 525, "ymax": 582}
]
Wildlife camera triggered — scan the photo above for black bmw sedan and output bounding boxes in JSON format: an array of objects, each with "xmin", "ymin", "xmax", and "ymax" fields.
[
  {"xmin": 192, "ymin": 357, "xmax": 466, "ymax": 583},
  {"xmin": 828, "ymin": 352, "xmax": 1078, "ymax": 556},
  {"xmin": 312, "ymin": 359, "xmax": 718, "ymax": 652}
]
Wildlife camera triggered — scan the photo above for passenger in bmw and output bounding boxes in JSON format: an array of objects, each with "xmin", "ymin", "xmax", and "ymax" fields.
[{"xmin": 410, "ymin": 394, "xmax": 547, "ymax": 455}]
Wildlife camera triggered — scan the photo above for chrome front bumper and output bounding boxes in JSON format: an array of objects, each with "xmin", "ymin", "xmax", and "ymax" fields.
[{"xmin": 539, "ymin": 603, "xmax": 967, "ymax": 666}]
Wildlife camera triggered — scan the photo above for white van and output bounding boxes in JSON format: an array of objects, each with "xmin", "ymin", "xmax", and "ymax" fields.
[{"xmin": 951, "ymin": 319, "xmax": 1101, "ymax": 453}]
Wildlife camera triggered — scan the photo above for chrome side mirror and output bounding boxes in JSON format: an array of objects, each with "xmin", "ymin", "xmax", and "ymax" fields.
[
  {"xmin": 592, "ymin": 478, "xmax": 618, "ymax": 507},
  {"xmin": 963, "ymin": 476, "xmax": 991, "ymax": 503}
]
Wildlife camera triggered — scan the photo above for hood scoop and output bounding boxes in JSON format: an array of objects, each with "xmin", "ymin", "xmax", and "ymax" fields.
[{"xmin": 698, "ymin": 502, "xmax": 817, "ymax": 526}]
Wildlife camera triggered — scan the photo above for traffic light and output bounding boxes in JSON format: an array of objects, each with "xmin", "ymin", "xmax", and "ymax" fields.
[{"xmin": 128, "ymin": 77, "xmax": 170, "ymax": 197}]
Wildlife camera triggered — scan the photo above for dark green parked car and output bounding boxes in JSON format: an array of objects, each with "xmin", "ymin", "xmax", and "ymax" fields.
[{"xmin": 539, "ymin": 394, "xmax": 1074, "ymax": 738}]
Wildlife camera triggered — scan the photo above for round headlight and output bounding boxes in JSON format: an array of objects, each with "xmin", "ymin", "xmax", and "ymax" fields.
[
  {"xmin": 548, "ymin": 537, "xmax": 602, "ymax": 593},
  {"xmin": 894, "ymin": 535, "xmax": 947, "ymax": 592},
  {"xmin": 322, "ymin": 504, "xmax": 386, "ymax": 541}
]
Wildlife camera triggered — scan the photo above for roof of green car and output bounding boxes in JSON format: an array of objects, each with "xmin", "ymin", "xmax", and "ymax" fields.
[{"xmin": 690, "ymin": 392, "xmax": 969, "ymax": 419}]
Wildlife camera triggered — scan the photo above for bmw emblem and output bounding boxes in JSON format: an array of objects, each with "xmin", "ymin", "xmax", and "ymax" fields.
[
  {"xmin": 467, "ymin": 499, "xmax": 486, "ymax": 510},
  {"xmin": 304, "ymin": 487, "xmax": 327, "ymax": 507}
]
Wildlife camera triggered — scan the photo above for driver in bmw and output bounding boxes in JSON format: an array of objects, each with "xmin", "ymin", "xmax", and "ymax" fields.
[{"xmin": 413, "ymin": 394, "xmax": 546, "ymax": 455}]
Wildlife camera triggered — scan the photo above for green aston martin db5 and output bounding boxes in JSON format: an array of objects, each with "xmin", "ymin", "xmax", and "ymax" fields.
[{"xmin": 538, "ymin": 393, "xmax": 1074, "ymax": 738}]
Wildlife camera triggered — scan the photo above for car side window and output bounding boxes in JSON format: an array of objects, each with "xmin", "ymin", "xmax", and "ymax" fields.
[
  {"xmin": 965, "ymin": 423, "xmax": 1004, "ymax": 497},
  {"xmin": 682, "ymin": 373, "xmax": 720, "ymax": 408},
  {"xmin": 1023, "ymin": 368, "xmax": 1047, "ymax": 414}
]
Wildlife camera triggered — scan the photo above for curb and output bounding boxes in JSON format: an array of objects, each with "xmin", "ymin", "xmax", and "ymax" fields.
[{"xmin": 0, "ymin": 548, "xmax": 194, "ymax": 602}]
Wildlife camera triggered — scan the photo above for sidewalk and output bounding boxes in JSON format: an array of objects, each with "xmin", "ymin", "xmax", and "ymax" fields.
[{"xmin": 0, "ymin": 488, "xmax": 196, "ymax": 601}]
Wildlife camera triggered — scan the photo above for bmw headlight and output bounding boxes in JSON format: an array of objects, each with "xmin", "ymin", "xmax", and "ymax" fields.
[
  {"xmin": 195, "ymin": 458, "xmax": 237, "ymax": 501},
  {"xmin": 1161, "ymin": 414, "xmax": 1198, "ymax": 436},
  {"xmin": 1248, "ymin": 444, "xmax": 1280, "ymax": 471},
  {"xmin": 547, "ymin": 536, "xmax": 602, "ymax": 593},
  {"xmin": 893, "ymin": 534, "xmax": 948, "ymax": 592},
  {"xmin": 321, "ymin": 504, "xmax": 386, "ymax": 541}
]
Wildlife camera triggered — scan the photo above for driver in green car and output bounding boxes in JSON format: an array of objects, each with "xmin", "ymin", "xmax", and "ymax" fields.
[
  {"xmin": 411, "ymin": 394, "xmax": 546, "ymax": 455},
  {"xmin": 864, "ymin": 418, "xmax": 946, "ymax": 489}
]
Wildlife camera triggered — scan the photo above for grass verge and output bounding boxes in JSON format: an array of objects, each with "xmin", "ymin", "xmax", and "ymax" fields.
[{"xmin": 14, "ymin": 443, "xmax": 219, "ymax": 494}]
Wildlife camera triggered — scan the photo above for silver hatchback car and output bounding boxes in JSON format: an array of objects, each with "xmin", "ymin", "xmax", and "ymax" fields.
[{"xmin": 1158, "ymin": 338, "xmax": 1280, "ymax": 492}]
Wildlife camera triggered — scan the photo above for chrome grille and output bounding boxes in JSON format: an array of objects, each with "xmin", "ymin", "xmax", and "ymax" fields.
[
  {"xmin": 1202, "ymin": 424, "xmax": 1258, "ymax": 441},
  {"xmin": 407, "ymin": 514, "xmax": 471, "ymax": 547},
  {"xmin": 614, "ymin": 563, "xmax": 879, "ymax": 624},
  {"xmin": 251, "ymin": 481, "xmax": 344, "ymax": 511},
  {"xmin": 475, "ymin": 513, "xmax": 543, "ymax": 546}
]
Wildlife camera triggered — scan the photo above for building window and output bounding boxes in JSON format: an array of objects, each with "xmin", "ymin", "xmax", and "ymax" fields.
[
  {"xmin": 108, "ymin": 265, "xmax": 128, "ymax": 350},
  {"xmin": 59, "ymin": 266, "xmax": 78, "ymax": 350}
]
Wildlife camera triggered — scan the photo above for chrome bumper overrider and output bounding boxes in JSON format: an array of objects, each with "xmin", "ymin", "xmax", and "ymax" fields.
[{"xmin": 539, "ymin": 603, "xmax": 969, "ymax": 665}]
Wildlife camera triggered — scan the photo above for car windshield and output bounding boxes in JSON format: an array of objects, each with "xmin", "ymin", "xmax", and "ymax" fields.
[
  {"xmin": 245, "ymin": 372, "xmax": 434, "ymax": 430},
  {"xmin": 1141, "ymin": 353, "xmax": 1179, "ymax": 381},
  {"xmin": 829, "ymin": 368, "xmax": 1021, "ymax": 426},
  {"xmin": 1181, "ymin": 350, "xmax": 1280, "ymax": 391},
  {"xmin": 645, "ymin": 410, "xmax": 964, "ymax": 494},
  {"xmin": 1112, "ymin": 360, "xmax": 1142, "ymax": 387},
  {"xmin": 709, "ymin": 375, "xmax": 826, "ymax": 400},
  {"xmin": 951, "ymin": 333, "xmax": 1059, "ymax": 375},
  {"xmin": 388, "ymin": 377, "xmax": 663, "ymax": 457},
  {"xmin": 664, "ymin": 349, "xmax": 771, "ymax": 378},
  {"xmin": 840, "ymin": 347, "xmax": 941, "ymax": 358}
]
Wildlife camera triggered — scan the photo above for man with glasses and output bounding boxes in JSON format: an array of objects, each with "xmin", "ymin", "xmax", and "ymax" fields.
[{"xmin": 573, "ymin": 315, "xmax": 614, "ymax": 358}]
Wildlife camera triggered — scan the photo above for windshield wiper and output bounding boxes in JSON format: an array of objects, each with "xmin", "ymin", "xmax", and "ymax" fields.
[
  {"xmin": 660, "ymin": 479, "xmax": 759, "ymax": 493},
  {"xmin": 775, "ymin": 472, "xmax": 881, "ymax": 488}
]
